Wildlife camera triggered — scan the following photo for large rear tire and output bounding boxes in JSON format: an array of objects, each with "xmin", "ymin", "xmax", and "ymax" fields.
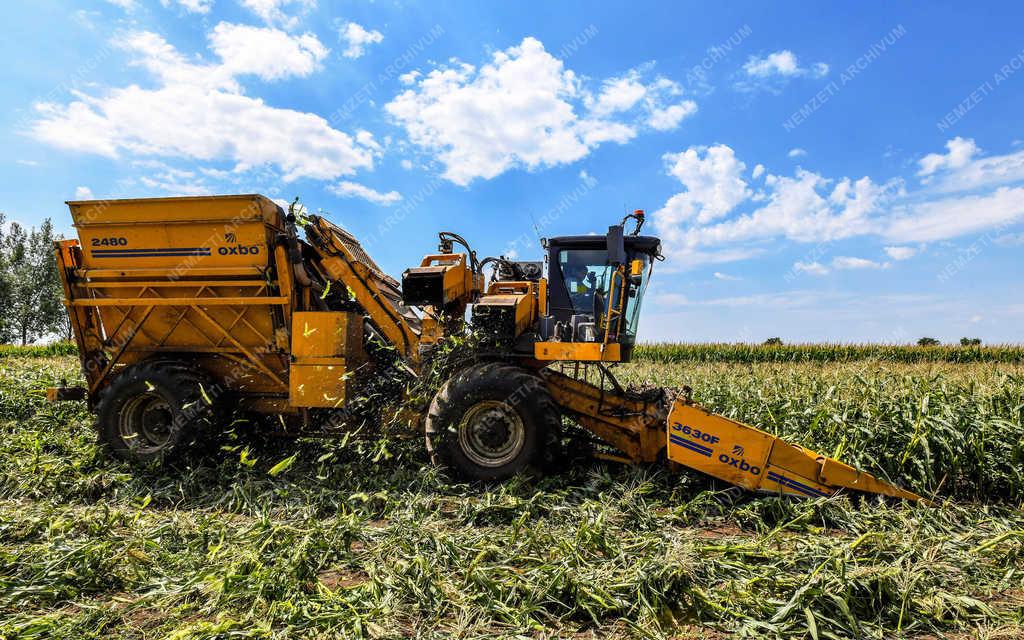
[
  {"xmin": 425, "ymin": 363, "xmax": 560, "ymax": 481},
  {"xmin": 95, "ymin": 361, "xmax": 217, "ymax": 465}
]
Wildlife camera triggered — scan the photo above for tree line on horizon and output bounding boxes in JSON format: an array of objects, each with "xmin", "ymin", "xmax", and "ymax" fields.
[{"xmin": 763, "ymin": 337, "xmax": 984, "ymax": 347}]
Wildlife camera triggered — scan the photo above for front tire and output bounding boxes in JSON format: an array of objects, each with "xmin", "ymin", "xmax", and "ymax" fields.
[
  {"xmin": 95, "ymin": 361, "xmax": 217, "ymax": 465},
  {"xmin": 425, "ymin": 363, "xmax": 560, "ymax": 481}
]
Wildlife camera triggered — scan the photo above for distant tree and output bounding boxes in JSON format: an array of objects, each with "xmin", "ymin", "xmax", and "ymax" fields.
[
  {"xmin": 1, "ymin": 218, "xmax": 64, "ymax": 345},
  {"xmin": 0, "ymin": 213, "xmax": 11, "ymax": 343},
  {"xmin": 960, "ymin": 337, "xmax": 982, "ymax": 346},
  {"xmin": 917, "ymin": 337, "xmax": 940, "ymax": 347},
  {"xmin": 763, "ymin": 337, "xmax": 783, "ymax": 346}
]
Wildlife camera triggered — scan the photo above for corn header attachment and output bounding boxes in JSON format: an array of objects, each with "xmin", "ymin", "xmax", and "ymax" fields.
[
  {"xmin": 541, "ymin": 367, "xmax": 922, "ymax": 502},
  {"xmin": 50, "ymin": 196, "xmax": 924, "ymax": 503},
  {"xmin": 665, "ymin": 402, "xmax": 923, "ymax": 501}
]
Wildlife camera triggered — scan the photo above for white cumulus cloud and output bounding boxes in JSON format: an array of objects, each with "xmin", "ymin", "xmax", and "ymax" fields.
[
  {"xmin": 742, "ymin": 50, "xmax": 828, "ymax": 79},
  {"xmin": 586, "ymin": 71, "xmax": 647, "ymax": 117},
  {"xmin": 885, "ymin": 186, "xmax": 1024, "ymax": 242},
  {"xmin": 339, "ymin": 22, "xmax": 383, "ymax": 59},
  {"xmin": 385, "ymin": 37, "xmax": 696, "ymax": 185},
  {"xmin": 653, "ymin": 145, "xmax": 888, "ymax": 267},
  {"xmin": 744, "ymin": 50, "xmax": 801, "ymax": 77},
  {"xmin": 657, "ymin": 144, "xmax": 751, "ymax": 227},
  {"xmin": 140, "ymin": 168, "xmax": 211, "ymax": 195},
  {"xmin": 74, "ymin": 186, "xmax": 94, "ymax": 199},
  {"xmin": 240, "ymin": 0, "xmax": 315, "ymax": 30},
  {"xmin": 28, "ymin": 27, "xmax": 377, "ymax": 184},
  {"xmin": 653, "ymin": 138, "xmax": 1024, "ymax": 268},
  {"xmin": 793, "ymin": 261, "xmax": 829, "ymax": 276},
  {"xmin": 210, "ymin": 23, "xmax": 328, "ymax": 81},
  {"xmin": 916, "ymin": 137, "xmax": 1024, "ymax": 194},
  {"xmin": 647, "ymin": 101, "xmax": 698, "ymax": 131},
  {"xmin": 832, "ymin": 256, "xmax": 888, "ymax": 270},
  {"xmin": 884, "ymin": 246, "xmax": 918, "ymax": 260},
  {"xmin": 105, "ymin": 0, "xmax": 136, "ymax": 11},
  {"xmin": 918, "ymin": 136, "xmax": 979, "ymax": 177},
  {"xmin": 329, "ymin": 181, "xmax": 402, "ymax": 205},
  {"xmin": 160, "ymin": 0, "xmax": 213, "ymax": 13},
  {"xmin": 737, "ymin": 50, "xmax": 829, "ymax": 92}
]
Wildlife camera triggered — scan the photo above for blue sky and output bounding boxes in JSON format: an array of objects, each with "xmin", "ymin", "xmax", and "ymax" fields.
[{"xmin": 4, "ymin": 1, "xmax": 1024, "ymax": 343}]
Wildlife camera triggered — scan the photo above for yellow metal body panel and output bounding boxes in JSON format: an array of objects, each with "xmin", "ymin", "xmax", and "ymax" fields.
[
  {"xmin": 290, "ymin": 363, "xmax": 349, "ymax": 408},
  {"xmin": 288, "ymin": 311, "xmax": 362, "ymax": 408},
  {"xmin": 535, "ymin": 342, "xmax": 621, "ymax": 362},
  {"xmin": 478, "ymin": 281, "xmax": 538, "ymax": 339},
  {"xmin": 666, "ymin": 402, "xmax": 923, "ymax": 501},
  {"xmin": 402, "ymin": 253, "xmax": 482, "ymax": 346},
  {"xmin": 413, "ymin": 254, "xmax": 483, "ymax": 305},
  {"xmin": 419, "ymin": 316, "xmax": 442, "ymax": 344},
  {"xmin": 69, "ymin": 194, "xmax": 282, "ymax": 271},
  {"xmin": 666, "ymin": 404, "xmax": 776, "ymax": 491},
  {"xmin": 291, "ymin": 311, "xmax": 362, "ymax": 359},
  {"xmin": 67, "ymin": 194, "xmax": 279, "ymax": 225},
  {"xmin": 542, "ymin": 368, "xmax": 665, "ymax": 462},
  {"xmin": 545, "ymin": 367, "xmax": 920, "ymax": 502}
]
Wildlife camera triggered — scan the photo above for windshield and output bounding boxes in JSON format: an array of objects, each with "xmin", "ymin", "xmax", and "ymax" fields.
[
  {"xmin": 557, "ymin": 249, "xmax": 612, "ymax": 319},
  {"xmin": 555, "ymin": 248, "xmax": 652, "ymax": 344}
]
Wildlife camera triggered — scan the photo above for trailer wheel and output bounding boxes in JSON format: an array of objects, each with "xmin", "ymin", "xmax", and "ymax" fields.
[
  {"xmin": 425, "ymin": 363, "xmax": 560, "ymax": 481},
  {"xmin": 96, "ymin": 361, "xmax": 216, "ymax": 465}
]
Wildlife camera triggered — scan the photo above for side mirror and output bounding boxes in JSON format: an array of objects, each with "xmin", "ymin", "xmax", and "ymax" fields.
[{"xmin": 607, "ymin": 225, "xmax": 626, "ymax": 265}]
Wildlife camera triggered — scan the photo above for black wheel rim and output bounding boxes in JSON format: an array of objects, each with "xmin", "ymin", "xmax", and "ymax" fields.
[
  {"xmin": 457, "ymin": 400, "xmax": 525, "ymax": 468},
  {"xmin": 119, "ymin": 392, "xmax": 175, "ymax": 454}
]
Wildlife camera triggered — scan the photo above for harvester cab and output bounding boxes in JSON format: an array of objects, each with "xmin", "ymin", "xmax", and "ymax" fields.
[
  {"xmin": 448, "ymin": 209, "xmax": 661, "ymax": 364},
  {"xmin": 538, "ymin": 214, "xmax": 660, "ymax": 363}
]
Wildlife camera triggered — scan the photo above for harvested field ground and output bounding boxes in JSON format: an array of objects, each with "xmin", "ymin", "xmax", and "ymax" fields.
[{"xmin": 1, "ymin": 352, "xmax": 1023, "ymax": 638}]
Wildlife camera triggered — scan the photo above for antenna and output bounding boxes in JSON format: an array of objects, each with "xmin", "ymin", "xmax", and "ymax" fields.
[{"xmin": 526, "ymin": 209, "xmax": 542, "ymax": 245}]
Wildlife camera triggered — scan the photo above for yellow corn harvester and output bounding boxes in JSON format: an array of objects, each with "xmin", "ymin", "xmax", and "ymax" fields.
[{"xmin": 50, "ymin": 195, "xmax": 922, "ymax": 502}]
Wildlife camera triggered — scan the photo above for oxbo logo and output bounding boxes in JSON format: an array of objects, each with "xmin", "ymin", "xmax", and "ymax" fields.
[
  {"xmin": 719, "ymin": 454, "xmax": 761, "ymax": 476},
  {"xmin": 218, "ymin": 245, "xmax": 260, "ymax": 256}
]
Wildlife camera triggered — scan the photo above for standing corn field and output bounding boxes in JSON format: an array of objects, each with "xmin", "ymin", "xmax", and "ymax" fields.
[
  {"xmin": 633, "ymin": 342, "xmax": 1024, "ymax": 365},
  {"xmin": 1, "ymin": 348, "xmax": 1022, "ymax": 638}
]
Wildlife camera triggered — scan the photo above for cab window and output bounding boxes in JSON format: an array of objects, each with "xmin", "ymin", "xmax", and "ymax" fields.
[{"xmin": 557, "ymin": 249, "xmax": 611, "ymax": 317}]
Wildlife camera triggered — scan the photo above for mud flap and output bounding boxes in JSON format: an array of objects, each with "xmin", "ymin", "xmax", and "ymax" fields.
[{"xmin": 666, "ymin": 401, "xmax": 924, "ymax": 502}]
